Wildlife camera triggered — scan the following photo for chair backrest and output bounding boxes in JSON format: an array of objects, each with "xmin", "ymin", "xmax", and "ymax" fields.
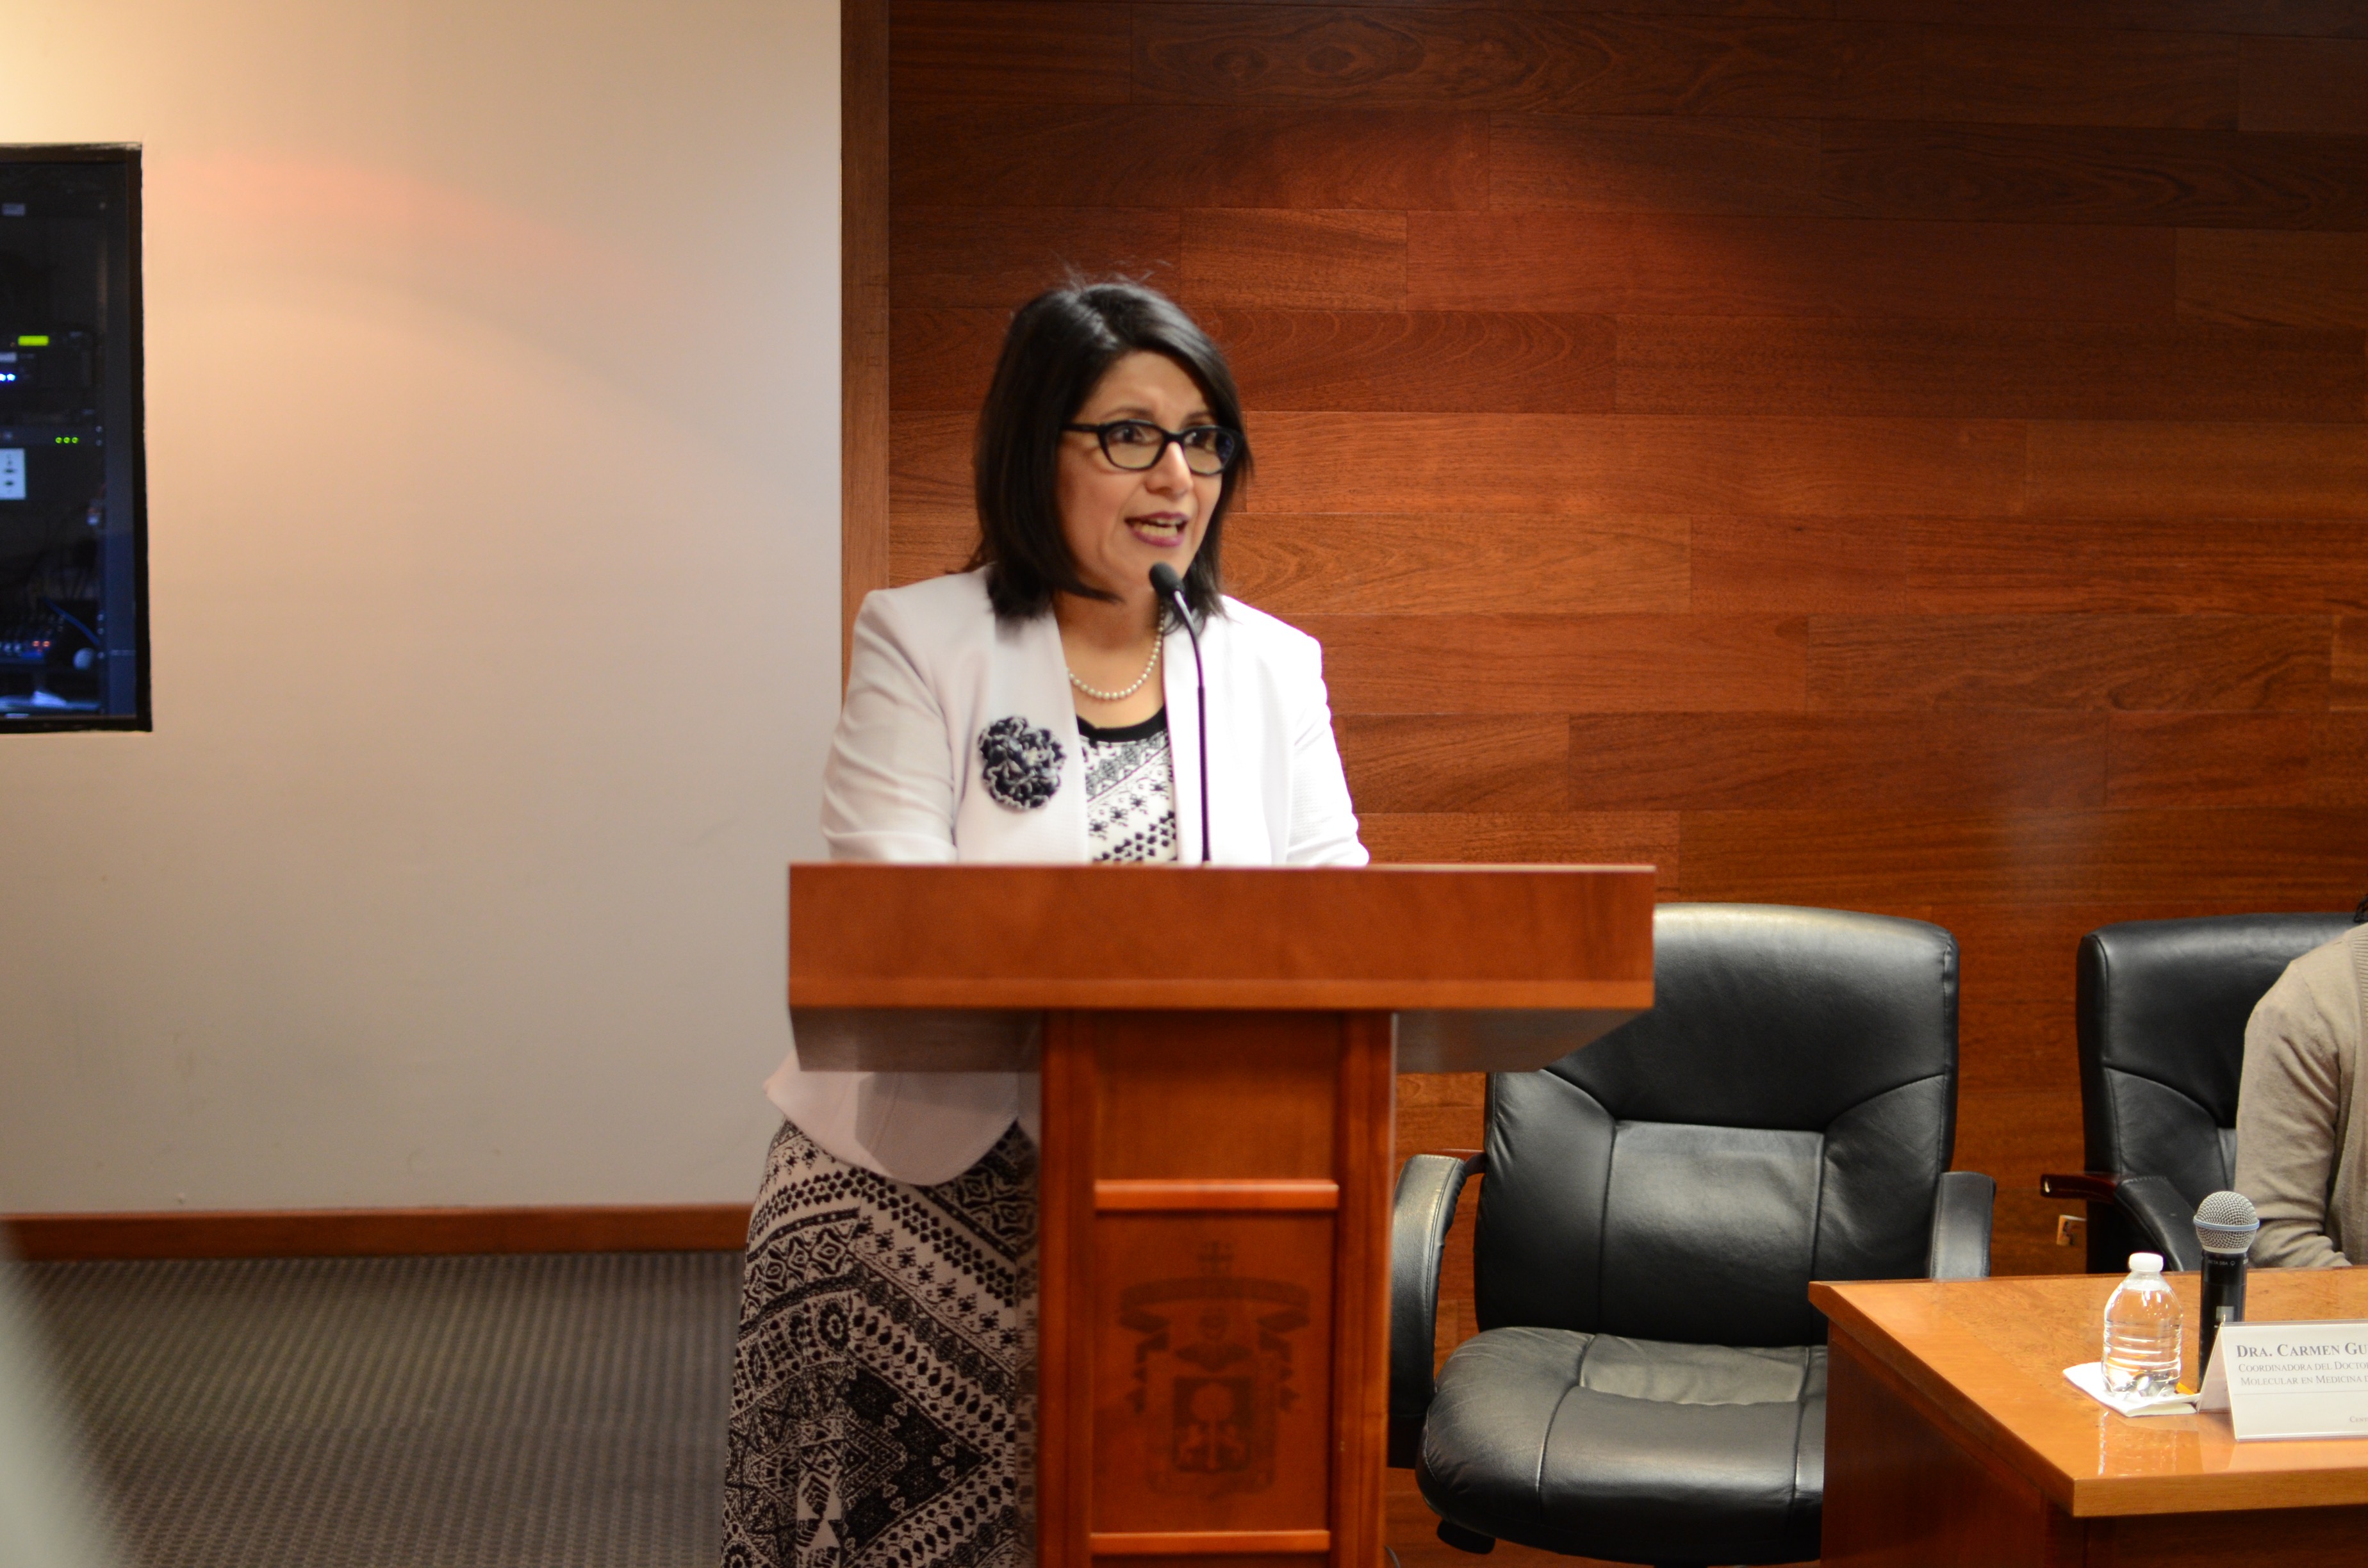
[
  {"xmin": 1474, "ymin": 903, "xmax": 1957, "ymax": 1350},
  {"xmin": 2078, "ymin": 913, "xmax": 2354, "ymax": 1205}
]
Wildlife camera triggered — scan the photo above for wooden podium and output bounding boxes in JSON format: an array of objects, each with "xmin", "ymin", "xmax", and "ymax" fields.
[{"xmin": 790, "ymin": 863, "xmax": 1654, "ymax": 1568}]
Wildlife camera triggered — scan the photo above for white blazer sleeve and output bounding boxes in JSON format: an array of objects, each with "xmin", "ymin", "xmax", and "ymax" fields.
[
  {"xmin": 821, "ymin": 591, "xmax": 960, "ymax": 865},
  {"xmin": 1284, "ymin": 635, "xmax": 1369, "ymax": 868}
]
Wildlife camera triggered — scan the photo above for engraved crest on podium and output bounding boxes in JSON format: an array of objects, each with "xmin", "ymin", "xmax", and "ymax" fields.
[{"xmin": 1119, "ymin": 1241, "xmax": 1311, "ymax": 1496}]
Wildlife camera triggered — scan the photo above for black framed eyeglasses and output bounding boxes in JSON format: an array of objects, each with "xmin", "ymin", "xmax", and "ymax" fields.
[{"xmin": 1063, "ymin": 419, "xmax": 1241, "ymax": 476}]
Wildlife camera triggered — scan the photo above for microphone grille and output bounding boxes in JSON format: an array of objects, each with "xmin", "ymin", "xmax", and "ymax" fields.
[{"xmin": 2194, "ymin": 1190, "xmax": 2260, "ymax": 1254}]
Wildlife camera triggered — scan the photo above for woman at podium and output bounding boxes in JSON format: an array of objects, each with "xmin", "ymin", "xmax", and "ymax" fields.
[{"xmin": 723, "ymin": 281, "xmax": 1369, "ymax": 1568}]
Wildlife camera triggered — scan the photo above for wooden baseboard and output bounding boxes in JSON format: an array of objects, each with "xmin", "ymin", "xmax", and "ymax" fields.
[{"xmin": 2, "ymin": 1204, "xmax": 753, "ymax": 1261}]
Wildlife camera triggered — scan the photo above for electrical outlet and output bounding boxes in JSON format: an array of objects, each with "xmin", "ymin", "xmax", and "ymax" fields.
[{"xmin": 0, "ymin": 448, "xmax": 22, "ymax": 502}]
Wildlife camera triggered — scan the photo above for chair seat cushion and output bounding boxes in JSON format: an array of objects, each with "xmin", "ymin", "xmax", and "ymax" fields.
[{"xmin": 1415, "ymin": 1327, "xmax": 1825, "ymax": 1567}]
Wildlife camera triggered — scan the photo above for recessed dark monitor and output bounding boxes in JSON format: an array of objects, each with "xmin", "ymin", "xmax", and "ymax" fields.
[{"xmin": 0, "ymin": 145, "xmax": 146, "ymax": 730}]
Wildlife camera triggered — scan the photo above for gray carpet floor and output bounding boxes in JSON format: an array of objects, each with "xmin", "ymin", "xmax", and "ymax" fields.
[{"xmin": 13, "ymin": 1252, "xmax": 741, "ymax": 1568}]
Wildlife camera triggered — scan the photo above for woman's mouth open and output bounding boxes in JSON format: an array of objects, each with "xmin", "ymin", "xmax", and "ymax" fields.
[{"xmin": 1127, "ymin": 514, "xmax": 1189, "ymax": 546}]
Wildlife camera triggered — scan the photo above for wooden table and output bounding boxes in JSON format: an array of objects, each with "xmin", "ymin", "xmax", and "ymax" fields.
[{"xmin": 1814, "ymin": 1270, "xmax": 2368, "ymax": 1566}]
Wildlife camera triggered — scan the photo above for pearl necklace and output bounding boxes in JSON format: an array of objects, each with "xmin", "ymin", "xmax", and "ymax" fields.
[{"xmin": 1067, "ymin": 612, "xmax": 1167, "ymax": 703}]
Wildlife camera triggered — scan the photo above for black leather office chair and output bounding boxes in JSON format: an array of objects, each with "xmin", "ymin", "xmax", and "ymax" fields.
[
  {"xmin": 1391, "ymin": 904, "xmax": 1993, "ymax": 1568},
  {"xmin": 2041, "ymin": 913, "xmax": 2353, "ymax": 1274}
]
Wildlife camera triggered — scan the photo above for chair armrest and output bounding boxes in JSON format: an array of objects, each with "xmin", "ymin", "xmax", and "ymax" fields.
[
  {"xmin": 2109, "ymin": 1173, "xmax": 2202, "ymax": 1273},
  {"xmin": 2039, "ymin": 1171, "xmax": 2122, "ymax": 1204},
  {"xmin": 1389, "ymin": 1149, "xmax": 1483, "ymax": 1468},
  {"xmin": 1927, "ymin": 1170, "xmax": 1996, "ymax": 1280}
]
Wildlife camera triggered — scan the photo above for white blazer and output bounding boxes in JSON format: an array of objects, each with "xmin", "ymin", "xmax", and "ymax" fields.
[{"xmin": 768, "ymin": 566, "xmax": 1369, "ymax": 1182}]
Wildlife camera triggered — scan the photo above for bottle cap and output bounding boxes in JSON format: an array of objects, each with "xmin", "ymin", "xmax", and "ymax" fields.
[{"xmin": 2129, "ymin": 1251, "xmax": 2164, "ymax": 1273}]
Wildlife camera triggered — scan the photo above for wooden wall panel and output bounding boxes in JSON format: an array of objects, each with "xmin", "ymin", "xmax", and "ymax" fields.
[
  {"xmin": 1133, "ymin": 10, "xmax": 2239, "ymax": 129},
  {"xmin": 2240, "ymin": 37, "xmax": 2368, "ymax": 134},
  {"xmin": 1242, "ymin": 412, "xmax": 2027, "ymax": 514},
  {"xmin": 1614, "ymin": 318, "xmax": 2365, "ymax": 421},
  {"xmin": 892, "ymin": 208, "xmax": 1182, "ymax": 308},
  {"xmin": 1410, "ymin": 213, "xmax": 2179, "ymax": 319},
  {"xmin": 891, "ymin": 105, "xmax": 1490, "ymax": 209},
  {"xmin": 1182, "ymin": 210, "xmax": 1408, "ymax": 309},
  {"xmin": 1816, "ymin": 120, "xmax": 2368, "ymax": 227},
  {"xmin": 1224, "ymin": 514, "xmax": 1688, "ymax": 617},
  {"xmin": 1832, "ymin": 0, "xmax": 2368, "ymax": 38},
  {"xmin": 879, "ymin": 6, "xmax": 2368, "ymax": 1496},
  {"xmin": 2177, "ymin": 229, "xmax": 2368, "ymax": 326},
  {"xmin": 1804, "ymin": 614, "xmax": 2332, "ymax": 710},
  {"xmin": 888, "ymin": 1, "xmax": 1130, "ymax": 106}
]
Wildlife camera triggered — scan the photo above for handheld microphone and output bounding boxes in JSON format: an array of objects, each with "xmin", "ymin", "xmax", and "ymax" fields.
[
  {"xmin": 2195, "ymin": 1189, "xmax": 2260, "ymax": 1372},
  {"xmin": 1148, "ymin": 562, "xmax": 1210, "ymax": 864}
]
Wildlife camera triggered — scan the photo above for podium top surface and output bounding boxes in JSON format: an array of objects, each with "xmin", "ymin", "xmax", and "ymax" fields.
[
  {"xmin": 790, "ymin": 862, "xmax": 1654, "ymax": 1011},
  {"xmin": 1814, "ymin": 1270, "xmax": 2368, "ymax": 1518}
]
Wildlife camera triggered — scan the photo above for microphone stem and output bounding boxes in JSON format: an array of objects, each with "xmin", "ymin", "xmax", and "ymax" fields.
[{"xmin": 1172, "ymin": 594, "xmax": 1210, "ymax": 864}]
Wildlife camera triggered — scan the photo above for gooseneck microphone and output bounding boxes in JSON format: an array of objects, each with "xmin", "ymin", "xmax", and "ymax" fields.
[
  {"xmin": 1148, "ymin": 562, "xmax": 1210, "ymax": 864},
  {"xmin": 2195, "ymin": 1189, "xmax": 2260, "ymax": 1372}
]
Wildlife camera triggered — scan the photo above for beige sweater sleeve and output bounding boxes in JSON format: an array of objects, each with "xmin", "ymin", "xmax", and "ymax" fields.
[{"xmin": 2235, "ymin": 933, "xmax": 2364, "ymax": 1270}]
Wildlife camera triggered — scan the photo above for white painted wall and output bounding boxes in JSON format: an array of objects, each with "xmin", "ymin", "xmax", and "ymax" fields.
[{"xmin": 0, "ymin": 0, "xmax": 838, "ymax": 1210}]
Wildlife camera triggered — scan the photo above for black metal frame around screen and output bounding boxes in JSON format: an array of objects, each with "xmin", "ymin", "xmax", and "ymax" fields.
[{"xmin": 0, "ymin": 142, "xmax": 149, "ymax": 732}]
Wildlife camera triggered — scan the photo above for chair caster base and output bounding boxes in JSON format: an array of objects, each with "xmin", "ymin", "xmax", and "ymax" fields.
[{"xmin": 1436, "ymin": 1521, "xmax": 1496, "ymax": 1555}]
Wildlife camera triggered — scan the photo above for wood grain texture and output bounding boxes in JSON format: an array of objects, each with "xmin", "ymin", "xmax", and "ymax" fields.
[
  {"xmin": 1818, "ymin": 120, "xmax": 2368, "ymax": 229},
  {"xmin": 891, "ymin": 306, "xmax": 1003, "ymax": 411},
  {"xmin": 892, "ymin": 105, "xmax": 1490, "ymax": 210},
  {"xmin": 1181, "ymin": 210, "xmax": 1408, "ymax": 310},
  {"xmin": 1898, "ymin": 519, "xmax": 2368, "ymax": 615},
  {"xmin": 2240, "ymin": 37, "xmax": 2368, "ymax": 136},
  {"xmin": 1679, "ymin": 808, "xmax": 2368, "ymax": 906},
  {"xmin": 889, "ymin": 0, "xmax": 1130, "ymax": 106},
  {"xmin": 892, "ymin": 207, "xmax": 1182, "ymax": 309},
  {"xmin": 0, "ymin": 1205, "xmax": 751, "ymax": 1261},
  {"xmin": 1358, "ymin": 812, "xmax": 1678, "ymax": 878},
  {"xmin": 1094, "ymin": 1180, "xmax": 1342, "ymax": 1211},
  {"xmin": 884, "ymin": 1, "xmax": 2368, "ymax": 1289},
  {"xmin": 1135, "ymin": 9, "xmax": 2237, "ymax": 129},
  {"xmin": 1821, "ymin": 1332, "xmax": 2076, "ymax": 1568},
  {"xmin": 1338, "ymin": 715, "xmax": 1570, "ymax": 812},
  {"xmin": 1303, "ymin": 613, "xmax": 1807, "ymax": 713},
  {"xmin": 1411, "ymin": 212, "xmax": 2177, "ymax": 319},
  {"xmin": 1224, "ymin": 513, "xmax": 1687, "ymax": 616},
  {"xmin": 1205, "ymin": 309, "xmax": 1618, "ymax": 413},
  {"xmin": 2338, "ymin": 616, "xmax": 2368, "ymax": 710},
  {"xmin": 1330, "ymin": 1013, "xmax": 1395, "ymax": 1568},
  {"xmin": 2104, "ymin": 713, "xmax": 2315, "ymax": 808},
  {"xmin": 1957, "ymin": 999, "xmax": 2080, "ymax": 1097},
  {"xmin": 1832, "ymin": 0, "xmax": 2368, "ymax": 38},
  {"xmin": 1039, "ymin": 1012, "xmax": 1096, "ymax": 1568},
  {"xmin": 899, "ymin": 409, "xmax": 2028, "ymax": 517},
  {"xmin": 1615, "ymin": 318, "xmax": 2365, "ymax": 421},
  {"xmin": 1491, "ymin": 112, "xmax": 1824, "ymax": 215},
  {"xmin": 1690, "ymin": 516, "xmax": 1911, "ymax": 614},
  {"xmin": 1565, "ymin": 712, "xmax": 2107, "ymax": 810},
  {"xmin": 2025, "ymin": 422, "xmax": 2368, "ymax": 517},
  {"xmin": 1238, "ymin": 412, "xmax": 2027, "ymax": 515},
  {"xmin": 1806, "ymin": 614, "xmax": 2333, "ymax": 711},
  {"xmin": 790, "ymin": 863, "xmax": 1658, "ymax": 1010},
  {"xmin": 1819, "ymin": 1270, "xmax": 2368, "ymax": 1519},
  {"xmin": 844, "ymin": 0, "xmax": 891, "ymax": 680},
  {"xmin": 2178, "ymin": 229, "xmax": 2368, "ymax": 328}
]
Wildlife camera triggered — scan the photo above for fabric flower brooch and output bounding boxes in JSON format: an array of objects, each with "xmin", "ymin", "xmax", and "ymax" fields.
[{"xmin": 978, "ymin": 716, "xmax": 1063, "ymax": 810}]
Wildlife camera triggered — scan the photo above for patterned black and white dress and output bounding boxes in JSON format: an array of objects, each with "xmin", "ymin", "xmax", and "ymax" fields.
[{"xmin": 723, "ymin": 711, "xmax": 1176, "ymax": 1568}]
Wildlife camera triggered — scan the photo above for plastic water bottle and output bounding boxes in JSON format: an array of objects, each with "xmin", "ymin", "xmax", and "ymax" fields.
[{"xmin": 2101, "ymin": 1251, "xmax": 2182, "ymax": 1398}]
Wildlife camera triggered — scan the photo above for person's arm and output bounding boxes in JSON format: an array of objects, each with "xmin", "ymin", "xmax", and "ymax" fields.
[
  {"xmin": 1281, "ymin": 635, "xmax": 1369, "ymax": 868},
  {"xmin": 820, "ymin": 592, "xmax": 960, "ymax": 863},
  {"xmin": 2237, "ymin": 967, "xmax": 2353, "ymax": 1268}
]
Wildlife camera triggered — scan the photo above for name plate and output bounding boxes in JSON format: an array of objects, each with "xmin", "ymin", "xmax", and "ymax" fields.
[{"xmin": 2198, "ymin": 1320, "xmax": 2368, "ymax": 1441}]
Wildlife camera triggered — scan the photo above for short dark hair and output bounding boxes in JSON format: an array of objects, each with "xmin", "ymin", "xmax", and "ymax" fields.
[{"xmin": 967, "ymin": 281, "xmax": 1249, "ymax": 623}]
